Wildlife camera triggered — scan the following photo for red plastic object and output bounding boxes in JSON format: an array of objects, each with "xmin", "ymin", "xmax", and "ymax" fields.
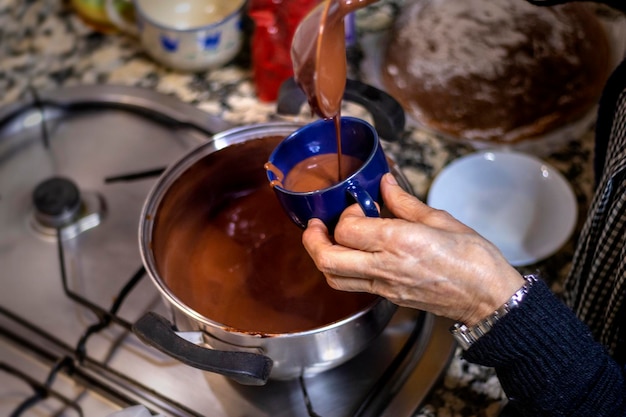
[{"xmin": 249, "ymin": 0, "xmax": 319, "ymax": 102}]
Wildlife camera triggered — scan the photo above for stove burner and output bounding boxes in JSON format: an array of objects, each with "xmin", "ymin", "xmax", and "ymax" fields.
[
  {"xmin": 33, "ymin": 177, "xmax": 81, "ymax": 228},
  {"xmin": 29, "ymin": 177, "xmax": 105, "ymax": 241}
]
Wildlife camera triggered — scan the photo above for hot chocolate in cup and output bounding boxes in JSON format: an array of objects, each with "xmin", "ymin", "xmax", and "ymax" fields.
[{"xmin": 266, "ymin": 117, "xmax": 389, "ymax": 230}]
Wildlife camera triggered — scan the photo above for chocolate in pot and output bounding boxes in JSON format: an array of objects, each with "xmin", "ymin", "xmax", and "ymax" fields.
[
  {"xmin": 153, "ymin": 138, "xmax": 376, "ymax": 334},
  {"xmin": 138, "ymin": 123, "xmax": 397, "ymax": 382}
]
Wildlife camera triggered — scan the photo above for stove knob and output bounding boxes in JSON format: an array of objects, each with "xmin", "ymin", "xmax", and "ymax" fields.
[{"xmin": 33, "ymin": 177, "xmax": 82, "ymax": 228}]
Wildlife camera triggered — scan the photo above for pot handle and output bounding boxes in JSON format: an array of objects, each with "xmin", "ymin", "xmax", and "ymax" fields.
[
  {"xmin": 133, "ymin": 312, "xmax": 273, "ymax": 386},
  {"xmin": 276, "ymin": 77, "xmax": 406, "ymax": 142}
]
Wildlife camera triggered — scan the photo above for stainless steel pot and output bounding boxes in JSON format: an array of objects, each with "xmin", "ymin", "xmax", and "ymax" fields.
[{"xmin": 135, "ymin": 82, "xmax": 410, "ymax": 386}]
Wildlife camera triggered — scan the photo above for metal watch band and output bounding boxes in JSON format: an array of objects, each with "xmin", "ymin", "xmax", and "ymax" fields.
[{"xmin": 450, "ymin": 274, "xmax": 539, "ymax": 350}]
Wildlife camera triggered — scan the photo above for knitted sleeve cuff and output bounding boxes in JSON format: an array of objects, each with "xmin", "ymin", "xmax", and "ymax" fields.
[{"xmin": 463, "ymin": 279, "xmax": 626, "ymax": 416}]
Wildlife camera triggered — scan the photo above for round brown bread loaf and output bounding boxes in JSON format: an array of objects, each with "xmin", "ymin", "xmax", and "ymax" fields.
[{"xmin": 381, "ymin": 0, "xmax": 611, "ymax": 144}]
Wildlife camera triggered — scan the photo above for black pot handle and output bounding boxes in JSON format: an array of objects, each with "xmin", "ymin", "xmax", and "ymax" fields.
[
  {"xmin": 276, "ymin": 77, "xmax": 405, "ymax": 142},
  {"xmin": 133, "ymin": 312, "xmax": 273, "ymax": 386}
]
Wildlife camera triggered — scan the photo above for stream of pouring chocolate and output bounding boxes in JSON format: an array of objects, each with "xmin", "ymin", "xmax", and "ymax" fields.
[
  {"xmin": 289, "ymin": 0, "xmax": 378, "ymax": 183},
  {"xmin": 291, "ymin": 0, "xmax": 378, "ymax": 118}
]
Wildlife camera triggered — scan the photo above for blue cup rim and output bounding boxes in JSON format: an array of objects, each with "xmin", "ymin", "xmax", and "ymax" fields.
[{"xmin": 267, "ymin": 117, "xmax": 379, "ymax": 196}]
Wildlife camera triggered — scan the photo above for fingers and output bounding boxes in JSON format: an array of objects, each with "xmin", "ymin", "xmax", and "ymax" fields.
[
  {"xmin": 302, "ymin": 218, "xmax": 332, "ymax": 253},
  {"xmin": 302, "ymin": 218, "xmax": 342, "ymax": 273},
  {"xmin": 325, "ymin": 275, "xmax": 374, "ymax": 294},
  {"xmin": 380, "ymin": 173, "xmax": 432, "ymax": 223},
  {"xmin": 382, "ymin": 173, "xmax": 473, "ymax": 233},
  {"xmin": 302, "ymin": 218, "xmax": 380, "ymax": 281},
  {"xmin": 333, "ymin": 210, "xmax": 391, "ymax": 252}
]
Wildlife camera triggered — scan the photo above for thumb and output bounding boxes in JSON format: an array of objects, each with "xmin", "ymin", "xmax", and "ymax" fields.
[{"xmin": 381, "ymin": 173, "xmax": 431, "ymax": 222}]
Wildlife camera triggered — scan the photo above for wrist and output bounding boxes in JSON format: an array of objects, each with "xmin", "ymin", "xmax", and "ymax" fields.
[
  {"xmin": 450, "ymin": 273, "xmax": 539, "ymax": 350},
  {"xmin": 464, "ymin": 270, "xmax": 526, "ymax": 326}
]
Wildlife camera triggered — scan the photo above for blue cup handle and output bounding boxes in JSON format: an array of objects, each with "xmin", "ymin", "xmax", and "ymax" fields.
[{"xmin": 346, "ymin": 182, "xmax": 379, "ymax": 218}]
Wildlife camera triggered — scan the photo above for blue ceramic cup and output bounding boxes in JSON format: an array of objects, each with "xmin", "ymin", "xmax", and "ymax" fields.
[{"xmin": 266, "ymin": 117, "xmax": 390, "ymax": 230}]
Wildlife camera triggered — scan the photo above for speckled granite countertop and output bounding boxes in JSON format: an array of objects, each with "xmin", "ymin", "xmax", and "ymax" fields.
[{"xmin": 0, "ymin": 0, "xmax": 602, "ymax": 416}]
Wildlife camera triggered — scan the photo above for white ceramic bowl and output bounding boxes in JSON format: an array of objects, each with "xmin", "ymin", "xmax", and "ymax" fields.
[{"xmin": 427, "ymin": 150, "xmax": 577, "ymax": 266}]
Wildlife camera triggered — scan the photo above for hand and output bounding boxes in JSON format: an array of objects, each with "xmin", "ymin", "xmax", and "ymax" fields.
[{"xmin": 302, "ymin": 173, "xmax": 525, "ymax": 326}]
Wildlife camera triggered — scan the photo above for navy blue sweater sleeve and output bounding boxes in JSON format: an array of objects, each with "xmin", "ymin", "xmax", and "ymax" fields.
[{"xmin": 463, "ymin": 279, "xmax": 626, "ymax": 416}]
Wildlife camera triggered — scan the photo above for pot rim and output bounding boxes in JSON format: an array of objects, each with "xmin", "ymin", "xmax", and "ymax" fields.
[{"xmin": 138, "ymin": 121, "xmax": 388, "ymax": 338}]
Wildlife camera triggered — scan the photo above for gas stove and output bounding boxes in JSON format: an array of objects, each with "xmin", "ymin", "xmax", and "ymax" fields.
[{"xmin": 0, "ymin": 85, "xmax": 455, "ymax": 417}]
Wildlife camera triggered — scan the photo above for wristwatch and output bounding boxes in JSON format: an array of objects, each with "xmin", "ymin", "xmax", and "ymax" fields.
[{"xmin": 450, "ymin": 273, "xmax": 539, "ymax": 350}]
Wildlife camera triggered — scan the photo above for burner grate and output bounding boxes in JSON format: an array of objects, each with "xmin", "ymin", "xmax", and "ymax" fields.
[
  {"xmin": 0, "ymin": 221, "xmax": 207, "ymax": 416},
  {"xmin": 0, "ymin": 361, "xmax": 83, "ymax": 417},
  {"xmin": 0, "ymin": 259, "xmax": 204, "ymax": 417}
]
